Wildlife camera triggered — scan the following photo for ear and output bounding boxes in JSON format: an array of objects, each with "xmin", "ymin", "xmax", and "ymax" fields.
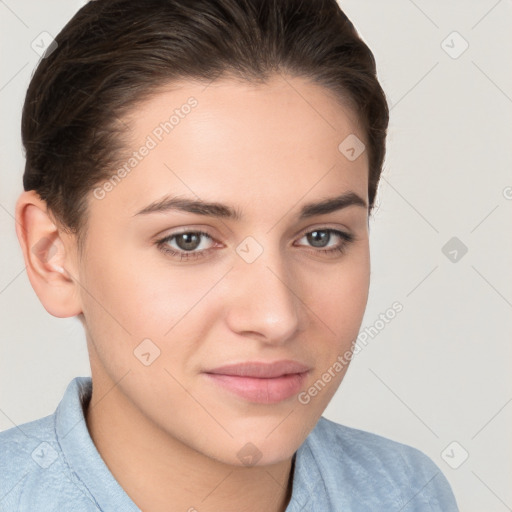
[{"xmin": 15, "ymin": 190, "xmax": 83, "ymax": 318}]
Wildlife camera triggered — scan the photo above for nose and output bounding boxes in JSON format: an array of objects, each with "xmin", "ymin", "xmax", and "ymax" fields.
[{"xmin": 223, "ymin": 244, "xmax": 307, "ymax": 345}]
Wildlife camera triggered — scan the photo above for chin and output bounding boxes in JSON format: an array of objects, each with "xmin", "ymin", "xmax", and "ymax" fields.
[
  {"xmin": 220, "ymin": 441, "xmax": 297, "ymax": 468},
  {"xmin": 229, "ymin": 422, "xmax": 309, "ymax": 466}
]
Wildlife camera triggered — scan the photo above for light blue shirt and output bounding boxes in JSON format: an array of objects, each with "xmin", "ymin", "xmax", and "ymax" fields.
[{"xmin": 0, "ymin": 377, "xmax": 458, "ymax": 511}]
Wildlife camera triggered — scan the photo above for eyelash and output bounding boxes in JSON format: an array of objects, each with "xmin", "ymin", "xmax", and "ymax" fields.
[{"xmin": 156, "ymin": 228, "xmax": 355, "ymax": 262}]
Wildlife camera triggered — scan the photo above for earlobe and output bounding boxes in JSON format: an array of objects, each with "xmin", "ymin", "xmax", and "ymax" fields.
[{"xmin": 15, "ymin": 190, "xmax": 83, "ymax": 318}]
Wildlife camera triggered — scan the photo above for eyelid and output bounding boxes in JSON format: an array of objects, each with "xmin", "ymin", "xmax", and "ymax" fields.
[
  {"xmin": 294, "ymin": 223, "xmax": 354, "ymax": 240},
  {"xmin": 153, "ymin": 225, "xmax": 219, "ymax": 243}
]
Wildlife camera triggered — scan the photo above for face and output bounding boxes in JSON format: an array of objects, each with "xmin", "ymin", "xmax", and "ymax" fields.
[{"xmin": 74, "ymin": 74, "xmax": 370, "ymax": 466}]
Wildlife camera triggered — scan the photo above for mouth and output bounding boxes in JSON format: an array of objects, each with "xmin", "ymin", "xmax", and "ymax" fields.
[{"xmin": 203, "ymin": 360, "xmax": 311, "ymax": 404}]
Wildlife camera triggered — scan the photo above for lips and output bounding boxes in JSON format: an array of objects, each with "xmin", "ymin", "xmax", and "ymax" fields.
[
  {"xmin": 204, "ymin": 360, "xmax": 311, "ymax": 404},
  {"xmin": 206, "ymin": 360, "xmax": 310, "ymax": 378}
]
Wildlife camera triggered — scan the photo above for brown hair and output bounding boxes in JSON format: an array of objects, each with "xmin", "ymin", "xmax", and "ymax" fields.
[{"xmin": 21, "ymin": 0, "xmax": 389, "ymax": 253}]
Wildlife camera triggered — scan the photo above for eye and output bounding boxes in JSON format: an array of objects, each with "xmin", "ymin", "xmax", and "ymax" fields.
[
  {"xmin": 295, "ymin": 228, "xmax": 355, "ymax": 257},
  {"xmin": 156, "ymin": 230, "xmax": 216, "ymax": 261},
  {"xmin": 156, "ymin": 227, "xmax": 355, "ymax": 262}
]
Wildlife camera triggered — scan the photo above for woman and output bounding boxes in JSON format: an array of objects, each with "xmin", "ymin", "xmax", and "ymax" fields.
[{"xmin": 1, "ymin": 0, "xmax": 459, "ymax": 510}]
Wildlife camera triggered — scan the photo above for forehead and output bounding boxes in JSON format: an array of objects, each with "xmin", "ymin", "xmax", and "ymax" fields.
[{"xmin": 89, "ymin": 75, "xmax": 369, "ymax": 223}]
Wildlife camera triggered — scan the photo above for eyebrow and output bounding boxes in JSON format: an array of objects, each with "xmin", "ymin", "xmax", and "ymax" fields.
[{"xmin": 133, "ymin": 191, "xmax": 367, "ymax": 220}]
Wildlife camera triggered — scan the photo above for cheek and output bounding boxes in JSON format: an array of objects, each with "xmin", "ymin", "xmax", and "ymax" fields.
[
  {"xmin": 305, "ymin": 249, "xmax": 370, "ymax": 342},
  {"xmin": 79, "ymin": 246, "xmax": 227, "ymax": 372},
  {"xmin": 296, "ymin": 257, "xmax": 369, "ymax": 416},
  {"xmin": 81, "ymin": 243, "xmax": 208, "ymax": 333},
  {"xmin": 297, "ymin": 246, "xmax": 370, "ymax": 402}
]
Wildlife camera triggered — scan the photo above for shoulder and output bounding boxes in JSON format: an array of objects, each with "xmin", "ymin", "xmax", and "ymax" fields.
[
  {"xmin": 302, "ymin": 416, "xmax": 459, "ymax": 511},
  {"xmin": 0, "ymin": 408, "xmax": 96, "ymax": 511},
  {"xmin": 0, "ymin": 413, "xmax": 57, "ymax": 484}
]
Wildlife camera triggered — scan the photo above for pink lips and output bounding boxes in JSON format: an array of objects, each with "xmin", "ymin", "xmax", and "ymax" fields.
[{"xmin": 204, "ymin": 360, "xmax": 310, "ymax": 404}]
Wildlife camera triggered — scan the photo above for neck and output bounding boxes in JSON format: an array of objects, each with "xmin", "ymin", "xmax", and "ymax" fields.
[{"xmin": 84, "ymin": 379, "xmax": 295, "ymax": 512}]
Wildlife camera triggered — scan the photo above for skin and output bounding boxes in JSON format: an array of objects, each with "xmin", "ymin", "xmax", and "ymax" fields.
[{"xmin": 16, "ymin": 74, "xmax": 370, "ymax": 512}]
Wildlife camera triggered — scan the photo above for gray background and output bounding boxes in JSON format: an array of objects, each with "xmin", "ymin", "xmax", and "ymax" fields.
[{"xmin": 1, "ymin": 1, "xmax": 511, "ymax": 511}]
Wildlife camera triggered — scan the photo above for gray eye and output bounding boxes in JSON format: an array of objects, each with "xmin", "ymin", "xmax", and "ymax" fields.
[{"xmin": 306, "ymin": 230, "xmax": 331, "ymax": 248}]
